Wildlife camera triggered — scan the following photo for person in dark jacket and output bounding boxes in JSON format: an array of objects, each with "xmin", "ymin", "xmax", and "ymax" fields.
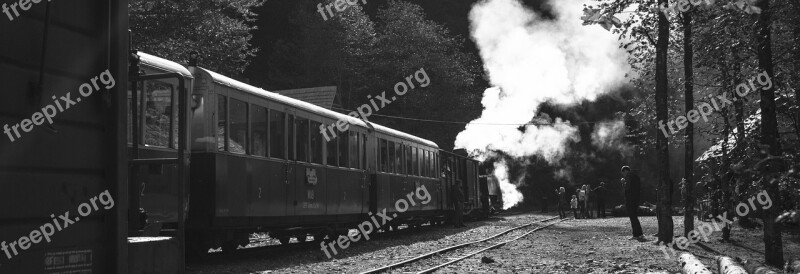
[
  {"xmin": 593, "ymin": 182, "xmax": 607, "ymax": 218},
  {"xmin": 621, "ymin": 166, "xmax": 644, "ymax": 240},
  {"xmin": 555, "ymin": 187, "xmax": 567, "ymax": 219},
  {"xmin": 452, "ymin": 182, "xmax": 465, "ymax": 228}
]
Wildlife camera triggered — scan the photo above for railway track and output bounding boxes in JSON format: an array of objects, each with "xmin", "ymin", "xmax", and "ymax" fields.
[
  {"xmin": 359, "ymin": 216, "xmax": 567, "ymax": 274},
  {"xmin": 190, "ymin": 221, "xmax": 455, "ymax": 262}
]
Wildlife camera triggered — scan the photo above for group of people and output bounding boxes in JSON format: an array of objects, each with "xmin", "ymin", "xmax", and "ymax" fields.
[
  {"xmin": 550, "ymin": 166, "xmax": 645, "ymax": 240},
  {"xmin": 555, "ymin": 182, "xmax": 607, "ymax": 219}
]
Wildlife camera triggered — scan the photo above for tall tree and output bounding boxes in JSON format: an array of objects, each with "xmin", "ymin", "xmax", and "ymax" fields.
[
  {"xmin": 129, "ymin": 0, "xmax": 265, "ymax": 75},
  {"xmin": 655, "ymin": 0, "xmax": 674, "ymax": 244},
  {"xmin": 754, "ymin": 0, "xmax": 784, "ymax": 267},
  {"xmin": 682, "ymin": 8, "xmax": 695, "ymax": 237}
]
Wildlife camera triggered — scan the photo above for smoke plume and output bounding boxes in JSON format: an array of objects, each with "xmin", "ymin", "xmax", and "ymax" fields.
[
  {"xmin": 455, "ymin": 0, "xmax": 630, "ymax": 209},
  {"xmin": 494, "ymin": 160, "xmax": 525, "ymax": 209},
  {"xmin": 592, "ymin": 120, "xmax": 632, "ymax": 155}
]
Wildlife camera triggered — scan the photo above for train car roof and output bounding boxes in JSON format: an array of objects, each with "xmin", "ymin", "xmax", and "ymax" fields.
[
  {"xmin": 195, "ymin": 67, "xmax": 438, "ymax": 148},
  {"xmin": 138, "ymin": 52, "xmax": 193, "ymax": 78}
]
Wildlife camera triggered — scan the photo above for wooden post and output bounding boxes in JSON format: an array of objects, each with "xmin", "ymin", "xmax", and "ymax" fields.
[
  {"xmin": 717, "ymin": 256, "xmax": 747, "ymax": 274},
  {"xmin": 678, "ymin": 253, "xmax": 713, "ymax": 274}
]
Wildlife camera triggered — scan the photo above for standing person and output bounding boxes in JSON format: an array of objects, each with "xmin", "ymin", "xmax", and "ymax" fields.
[
  {"xmin": 621, "ymin": 166, "xmax": 644, "ymax": 240},
  {"xmin": 593, "ymin": 182, "xmax": 607, "ymax": 218},
  {"xmin": 452, "ymin": 181, "xmax": 465, "ymax": 228},
  {"xmin": 583, "ymin": 185, "xmax": 592, "ymax": 219},
  {"xmin": 570, "ymin": 195, "xmax": 579, "ymax": 219},
  {"xmin": 556, "ymin": 187, "xmax": 567, "ymax": 219},
  {"xmin": 577, "ymin": 186, "xmax": 587, "ymax": 219}
]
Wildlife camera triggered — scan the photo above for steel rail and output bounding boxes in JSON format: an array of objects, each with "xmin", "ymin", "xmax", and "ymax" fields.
[
  {"xmin": 417, "ymin": 218, "xmax": 567, "ymax": 274},
  {"xmin": 359, "ymin": 216, "xmax": 562, "ymax": 274}
]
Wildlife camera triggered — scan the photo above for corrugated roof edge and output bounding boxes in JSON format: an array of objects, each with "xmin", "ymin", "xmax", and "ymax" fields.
[
  {"xmin": 196, "ymin": 67, "xmax": 438, "ymax": 148},
  {"xmin": 138, "ymin": 52, "xmax": 193, "ymax": 78}
]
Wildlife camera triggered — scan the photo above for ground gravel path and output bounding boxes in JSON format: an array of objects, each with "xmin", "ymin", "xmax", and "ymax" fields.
[{"xmin": 186, "ymin": 213, "xmax": 799, "ymax": 273}]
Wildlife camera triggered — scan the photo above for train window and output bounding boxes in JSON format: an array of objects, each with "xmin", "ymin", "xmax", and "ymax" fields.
[
  {"xmin": 395, "ymin": 143, "xmax": 402, "ymax": 174},
  {"xmin": 428, "ymin": 151, "xmax": 434, "ymax": 177},
  {"xmin": 388, "ymin": 141, "xmax": 396, "ymax": 173},
  {"xmin": 270, "ymin": 110, "xmax": 285, "ymax": 159},
  {"xmin": 349, "ymin": 132, "xmax": 359, "ymax": 168},
  {"xmin": 326, "ymin": 132, "xmax": 337, "ymax": 166},
  {"xmin": 361, "ymin": 133, "xmax": 367, "ymax": 169},
  {"xmin": 418, "ymin": 149, "xmax": 424, "ymax": 176},
  {"xmin": 406, "ymin": 146, "xmax": 412, "ymax": 175},
  {"xmin": 423, "ymin": 150, "xmax": 429, "ymax": 177},
  {"xmin": 217, "ymin": 95, "xmax": 227, "ymax": 152},
  {"xmin": 379, "ymin": 139, "xmax": 388, "ymax": 173},
  {"xmin": 435, "ymin": 154, "xmax": 439, "ymax": 177},
  {"xmin": 411, "ymin": 147, "xmax": 418, "ymax": 176},
  {"xmin": 288, "ymin": 115, "xmax": 295, "ymax": 160},
  {"xmin": 251, "ymin": 105, "xmax": 267, "ymax": 157},
  {"xmin": 140, "ymin": 81, "xmax": 176, "ymax": 148},
  {"xmin": 310, "ymin": 121, "xmax": 322, "ymax": 164},
  {"xmin": 229, "ymin": 99, "xmax": 248, "ymax": 154},
  {"xmin": 296, "ymin": 118, "xmax": 309, "ymax": 162},
  {"xmin": 339, "ymin": 132, "xmax": 349, "ymax": 168},
  {"xmin": 428, "ymin": 152, "xmax": 433, "ymax": 177}
]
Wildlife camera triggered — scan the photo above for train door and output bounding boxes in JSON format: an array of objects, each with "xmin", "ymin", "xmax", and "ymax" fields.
[
  {"xmin": 291, "ymin": 116, "xmax": 325, "ymax": 216},
  {"xmin": 128, "ymin": 70, "xmax": 190, "ymax": 272}
]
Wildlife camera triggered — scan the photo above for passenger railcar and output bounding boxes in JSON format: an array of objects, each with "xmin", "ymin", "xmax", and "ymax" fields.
[{"xmin": 180, "ymin": 64, "xmax": 450, "ymax": 252}]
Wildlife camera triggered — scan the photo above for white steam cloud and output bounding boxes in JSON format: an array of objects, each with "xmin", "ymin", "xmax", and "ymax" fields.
[
  {"xmin": 592, "ymin": 120, "xmax": 632, "ymax": 156},
  {"xmin": 456, "ymin": 0, "xmax": 630, "ymax": 209},
  {"xmin": 494, "ymin": 160, "xmax": 525, "ymax": 210}
]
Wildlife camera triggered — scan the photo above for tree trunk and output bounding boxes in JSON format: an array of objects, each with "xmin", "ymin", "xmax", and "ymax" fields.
[
  {"xmin": 754, "ymin": 0, "xmax": 784, "ymax": 267},
  {"xmin": 656, "ymin": 0, "xmax": 674, "ymax": 244},
  {"xmin": 721, "ymin": 61, "xmax": 733, "ymax": 241},
  {"xmin": 742, "ymin": 259, "xmax": 780, "ymax": 274},
  {"xmin": 679, "ymin": 253, "xmax": 713, "ymax": 274},
  {"xmin": 682, "ymin": 11, "xmax": 695, "ymax": 237},
  {"xmin": 731, "ymin": 49, "xmax": 746, "ymax": 143},
  {"xmin": 721, "ymin": 102, "xmax": 732, "ymax": 241},
  {"xmin": 717, "ymin": 256, "xmax": 749, "ymax": 274}
]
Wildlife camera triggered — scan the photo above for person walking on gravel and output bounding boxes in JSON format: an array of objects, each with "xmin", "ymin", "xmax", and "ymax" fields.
[
  {"xmin": 621, "ymin": 166, "xmax": 644, "ymax": 240},
  {"xmin": 577, "ymin": 186, "xmax": 587, "ymax": 219},
  {"xmin": 452, "ymin": 181, "xmax": 466, "ymax": 228},
  {"xmin": 593, "ymin": 182, "xmax": 607, "ymax": 218},
  {"xmin": 556, "ymin": 187, "xmax": 567, "ymax": 219},
  {"xmin": 583, "ymin": 184, "xmax": 592, "ymax": 219},
  {"xmin": 570, "ymin": 195, "xmax": 579, "ymax": 219}
]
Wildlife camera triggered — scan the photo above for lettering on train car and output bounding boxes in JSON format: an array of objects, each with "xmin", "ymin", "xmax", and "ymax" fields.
[{"xmin": 44, "ymin": 249, "xmax": 92, "ymax": 273}]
